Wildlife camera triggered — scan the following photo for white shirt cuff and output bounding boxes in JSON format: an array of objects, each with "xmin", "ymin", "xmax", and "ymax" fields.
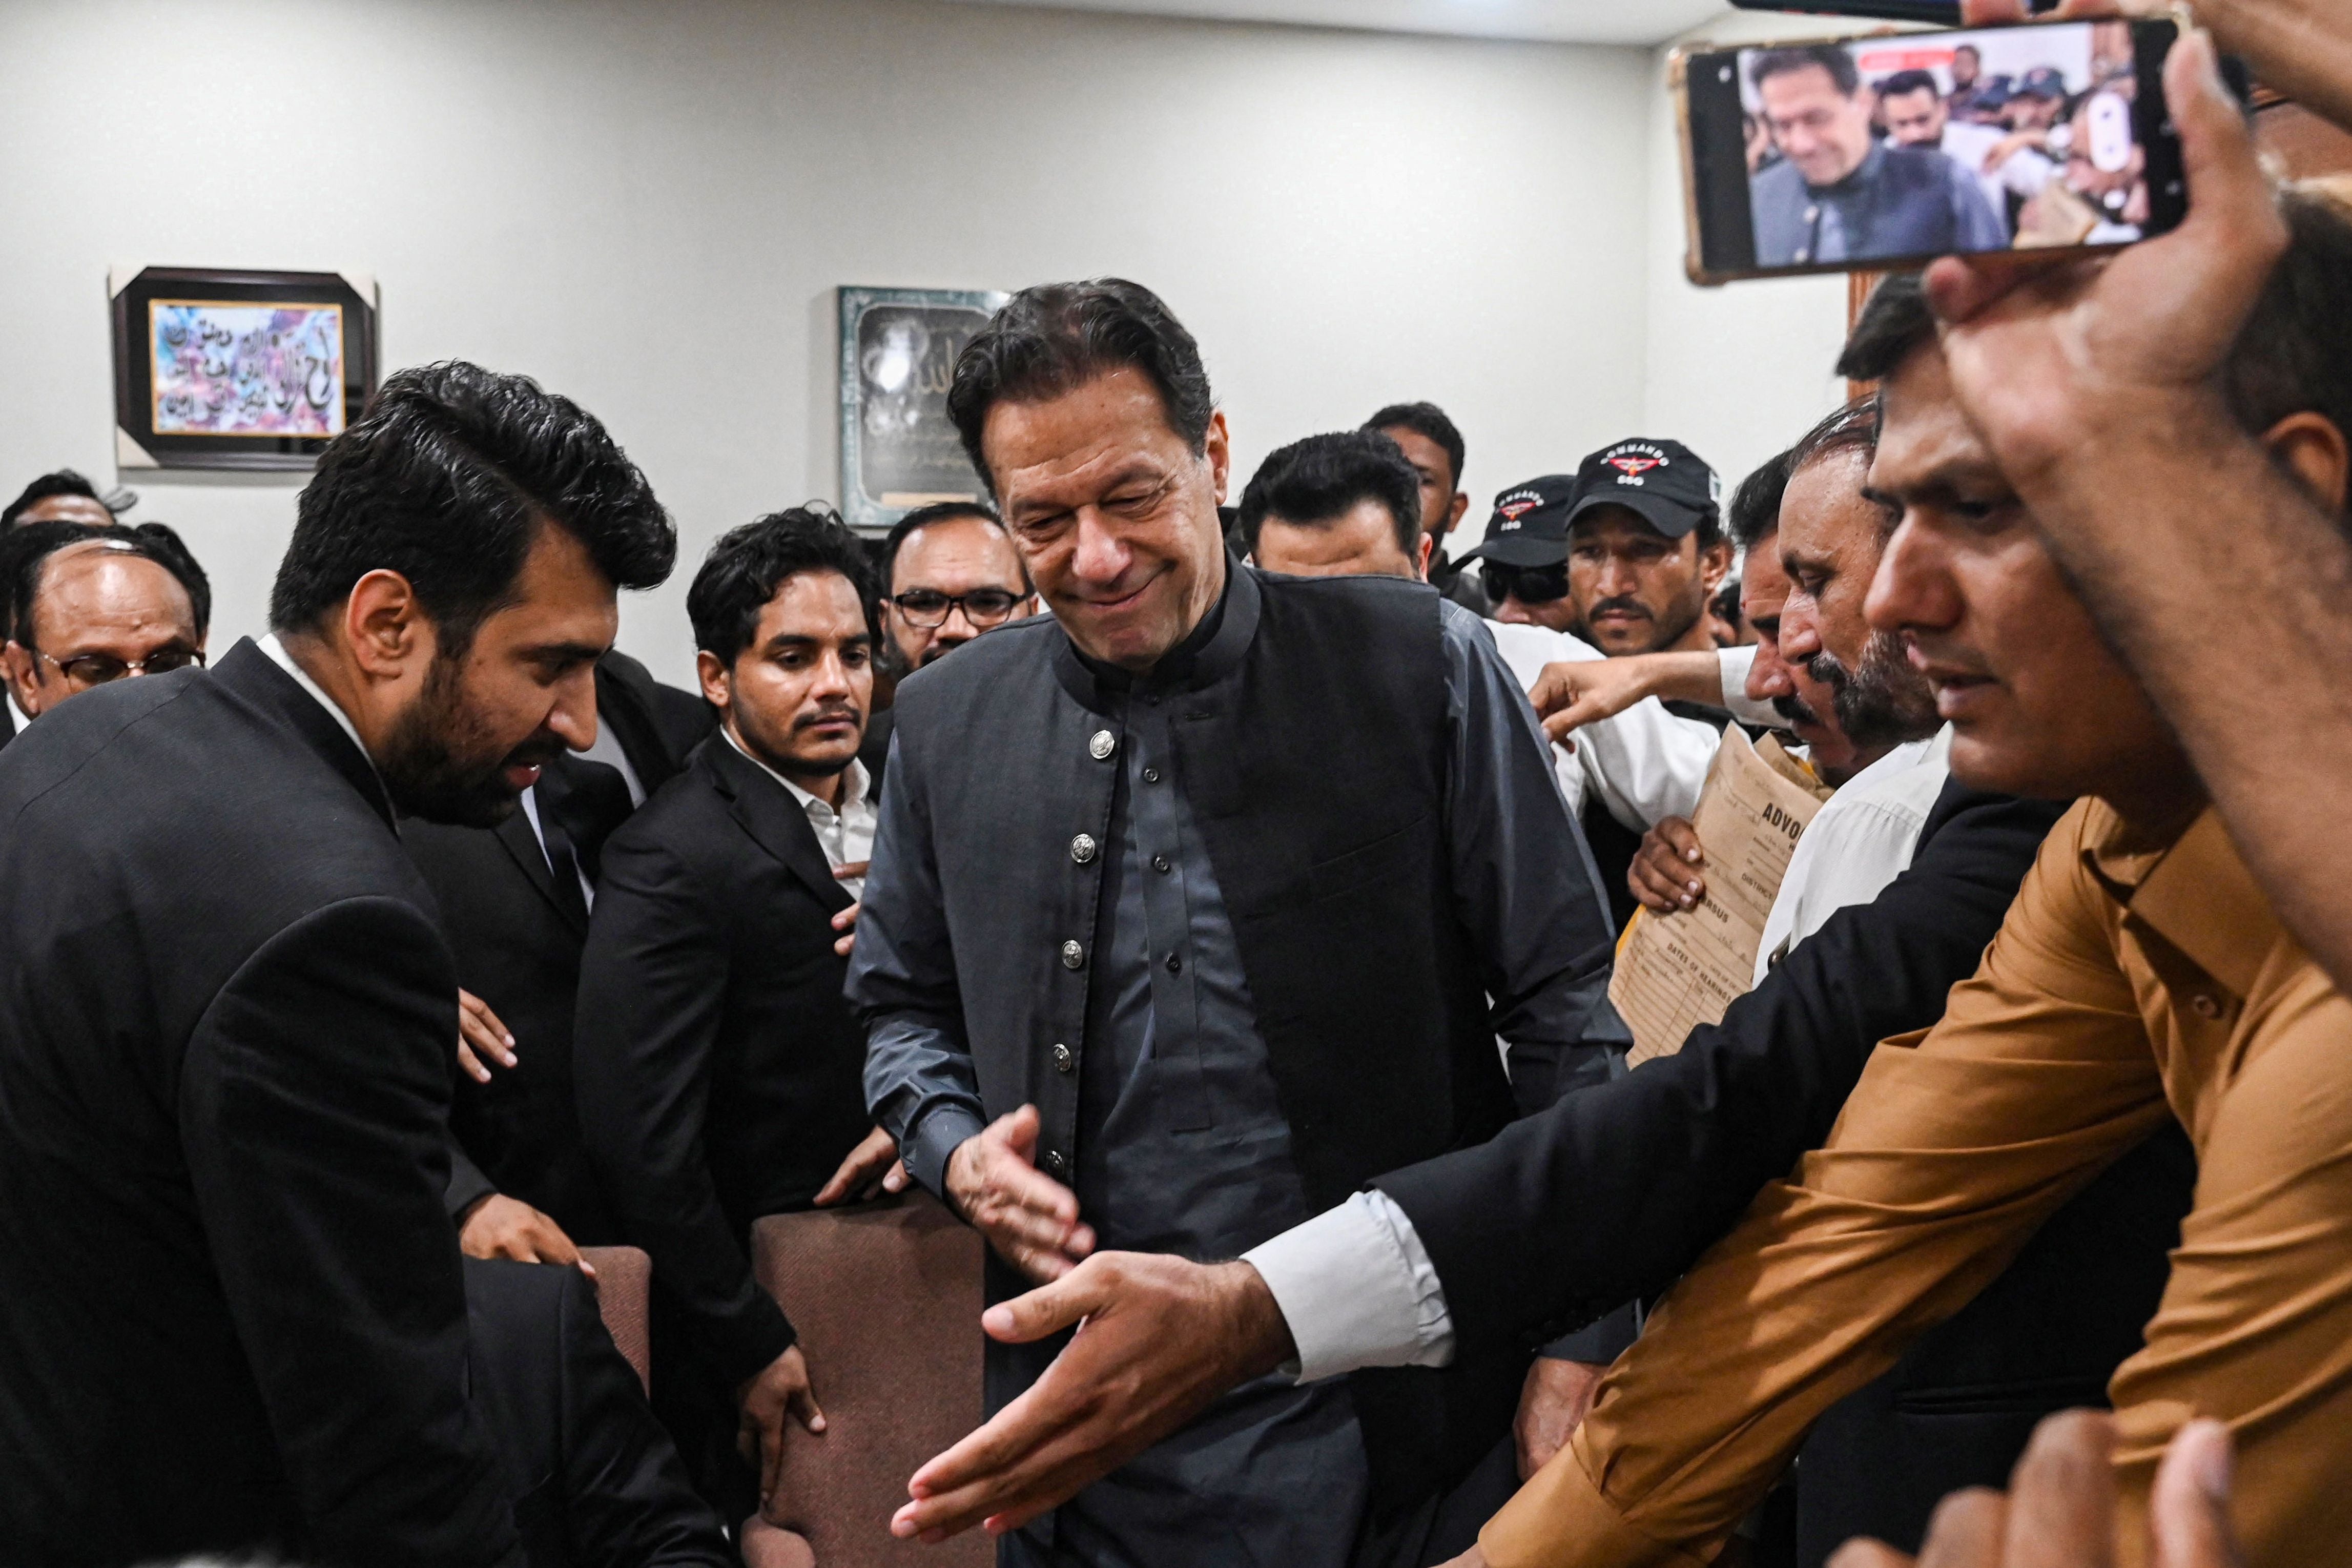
[
  {"xmin": 1716, "ymin": 645, "xmax": 1782, "ymax": 728},
  {"xmin": 1242, "ymin": 1189, "xmax": 1457, "ymax": 1384}
]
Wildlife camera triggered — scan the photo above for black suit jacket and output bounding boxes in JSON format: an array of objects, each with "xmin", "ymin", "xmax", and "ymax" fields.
[
  {"xmin": 407, "ymin": 652, "xmax": 714, "ymax": 1237},
  {"xmin": 0, "ymin": 639, "xmax": 521, "ymax": 1567},
  {"xmin": 575, "ymin": 737, "xmax": 872, "ymax": 1388},
  {"xmin": 1377, "ymin": 782, "xmax": 2195, "ymax": 1559},
  {"xmin": 464, "ymin": 1259, "xmax": 730, "ymax": 1568},
  {"xmin": 1378, "ymin": 784, "xmax": 2069, "ymax": 1346}
]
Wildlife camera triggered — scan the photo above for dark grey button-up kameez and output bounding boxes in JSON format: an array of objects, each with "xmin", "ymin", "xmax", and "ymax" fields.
[{"xmin": 855, "ymin": 565, "xmax": 1615, "ymax": 1565}]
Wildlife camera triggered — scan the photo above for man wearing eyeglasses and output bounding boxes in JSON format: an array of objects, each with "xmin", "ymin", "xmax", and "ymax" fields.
[
  {"xmin": 0, "ymin": 519, "xmax": 209, "ymax": 743},
  {"xmin": 862, "ymin": 501, "xmax": 1037, "ymax": 786}
]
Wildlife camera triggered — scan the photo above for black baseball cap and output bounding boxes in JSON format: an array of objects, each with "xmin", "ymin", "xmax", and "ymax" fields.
[
  {"xmin": 1457, "ymin": 474, "xmax": 1579, "ymax": 568},
  {"xmin": 2014, "ymin": 66, "xmax": 2069, "ymax": 100},
  {"xmin": 1564, "ymin": 438, "xmax": 1721, "ymax": 542}
]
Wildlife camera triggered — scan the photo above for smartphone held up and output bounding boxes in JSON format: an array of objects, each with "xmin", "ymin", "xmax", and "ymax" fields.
[{"xmin": 1677, "ymin": 13, "xmax": 2192, "ymax": 284}]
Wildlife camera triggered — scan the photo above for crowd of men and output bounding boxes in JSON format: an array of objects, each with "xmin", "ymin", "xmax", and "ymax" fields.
[{"xmin": 4, "ymin": 3, "xmax": 2352, "ymax": 1566}]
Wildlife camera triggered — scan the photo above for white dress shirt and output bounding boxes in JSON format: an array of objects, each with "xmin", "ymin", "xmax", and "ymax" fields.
[
  {"xmin": 1483, "ymin": 622, "xmax": 1722, "ymax": 831},
  {"xmin": 723, "ymin": 730, "xmax": 877, "ymax": 898},
  {"xmin": 1752, "ymin": 727, "xmax": 1952, "ymax": 984},
  {"xmin": 1714, "ymin": 643, "xmax": 1783, "ymax": 730},
  {"xmin": 258, "ymin": 633, "xmax": 370, "ymax": 761}
]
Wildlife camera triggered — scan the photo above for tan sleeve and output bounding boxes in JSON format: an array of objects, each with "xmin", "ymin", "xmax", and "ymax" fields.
[
  {"xmin": 1481, "ymin": 806, "xmax": 2177, "ymax": 1568},
  {"xmin": 2107, "ymin": 964, "xmax": 2352, "ymax": 1565}
]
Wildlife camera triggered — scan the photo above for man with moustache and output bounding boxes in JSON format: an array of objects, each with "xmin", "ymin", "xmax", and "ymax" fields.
[
  {"xmin": 575, "ymin": 507, "xmax": 902, "ymax": 1529},
  {"xmin": 854, "ymin": 278, "xmax": 1618, "ymax": 1567},
  {"xmin": 1461, "ymin": 452, "xmax": 1736, "ymax": 925},
  {"xmin": 0, "ymin": 361, "xmax": 677, "ymax": 1566}
]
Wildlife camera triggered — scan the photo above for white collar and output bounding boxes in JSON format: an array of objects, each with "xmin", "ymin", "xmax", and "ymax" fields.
[
  {"xmin": 723, "ymin": 727, "xmax": 870, "ymax": 818},
  {"xmin": 257, "ymin": 632, "xmax": 373, "ymax": 766}
]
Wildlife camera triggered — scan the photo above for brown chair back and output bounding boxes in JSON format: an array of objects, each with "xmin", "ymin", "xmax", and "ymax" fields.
[
  {"xmin": 751, "ymin": 1191, "xmax": 989, "ymax": 1566},
  {"xmin": 577, "ymin": 1245, "xmax": 652, "ymax": 1393}
]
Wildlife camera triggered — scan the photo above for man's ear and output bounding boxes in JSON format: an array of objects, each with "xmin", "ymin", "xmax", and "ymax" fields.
[
  {"xmin": 1204, "ymin": 409, "xmax": 1231, "ymax": 505},
  {"xmin": 2261, "ymin": 411, "xmax": 2350, "ymax": 516},
  {"xmin": 1414, "ymin": 532, "xmax": 1435, "ymax": 581},
  {"xmin": 696, "ymin": 649, "xmax": 732, "ymax": 713},
  {"xmin": 2, "ymin": 641, "xmax": 42, "ymax": 718},
  {"xmin": 1445, "ymin": 491, "xmax": 1470, "ymax": 540},
  {"xmin": 341, "ymin": 569, "xmax": 432, "ymax": 680},
  {"xmin": 1699, "ymin": 538, "xmax": 1736, "ymax": 592}
]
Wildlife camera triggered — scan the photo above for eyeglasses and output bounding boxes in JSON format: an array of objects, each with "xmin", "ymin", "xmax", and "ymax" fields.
[
  {"xmin": 1480, "ymin": 563, "xmax": 1571, "ymax": 606},
  {"xmin": 37, "ymin": 647, "xmax": 205, "ymax": 687},
  {"xmin": 889, "ymin": 588, "xmax": 1024, "ymax": 630}
]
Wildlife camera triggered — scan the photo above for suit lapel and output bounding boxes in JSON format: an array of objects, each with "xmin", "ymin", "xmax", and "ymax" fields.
[
  {"xmin": 595, "ymin": 659, "xmax": 671, "ymax": 793},
  {"xmin": 493, "ymin": 804, "xmax": 587, "ymax": 937},
  {"xmin": 211, "ymin": 639, "xmax": 397, "ymax": 829},
  {"xmin": 699, "ymin": 739, "xmax": 855, "ymax": 916}
]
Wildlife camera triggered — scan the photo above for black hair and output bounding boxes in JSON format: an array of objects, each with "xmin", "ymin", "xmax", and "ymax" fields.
[
  {"xmin": 2222, "ymin": 185, "xmax": 2352, "ymax": 473},
  {"xmin": 947, "ymin": 279, "xmax": 1214, "ymax": 493},
  {"xmin": 3, "ymin": 469, "xmax": 110, "ymax": 528},
  {"xmin": 1752, "ymin": 43, "xmax": 1859, "ymax": 98},
  {"xmin": 1693, "ymin": 504, "xmax": 1727, "ymax": 554},
  {"xmin": 877, "ymin": 500, "xmax": 1030, "ymax": 595},
  {"xmin": 1233, "ymin": 431, "xmax": 1423, "ymax": 561},
  {"xmin": 688, "ymin": 504, "xmax": 878, "ymax": 663},
  {"xmin": 1842, "ymin": 193, "xmax": 2352, "ymax": 485},
  {"xmin": 2, "ymin": 519, "xmax": 211, "ymax": 653},
  {"xmin": 1792, "ymin": 395, "xmax": 1882, "ymax": 477},
  {"xmin": 1710, "ymin": 574, "xmax": 1746, "ymax": 631},
  {"xmin": 1877, "ymin": 68, "xmax": 1941, "ymax": 102},
  {"xmin": 1364, "ymin": 401, "xmax": 1466, "ymax": 492},
  {"xmin": 268, "ymin": 361, "xmax": 674, "ymax": 655},
  {"xmin": 1727, "ymin": 447, "xmax": 1797, "ymax": 552},
  {"xmin": 1834, "ymin": 273, "xmax": 1935, "ymax": 384}
]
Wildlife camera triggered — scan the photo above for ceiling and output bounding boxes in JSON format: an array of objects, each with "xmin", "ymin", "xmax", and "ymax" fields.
[{"xmin": 941, "ymin": 0, "xmax": 1741, "ymax": 48}]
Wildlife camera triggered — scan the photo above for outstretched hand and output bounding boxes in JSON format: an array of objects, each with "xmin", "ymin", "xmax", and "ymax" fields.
[
  {"xmin": 944, "ymin": 1105, "xmax": 1095, "ymax": 1283},
  {"xmin": 1528, "ymin": 658, "xmax": 1653, "ymax": 746},
  {"xmin": 890, "ymin": 1252, "xmax": 1295, "ymax": 1543}
]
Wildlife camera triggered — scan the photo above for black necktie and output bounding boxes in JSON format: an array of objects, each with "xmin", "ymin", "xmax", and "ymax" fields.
[{"xmin": 535, "ymin": 754, "xmax": 634, "ymax": 920}]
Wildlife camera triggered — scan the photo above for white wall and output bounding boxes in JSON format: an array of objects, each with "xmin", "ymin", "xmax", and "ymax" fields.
[{"xmin": 0, "ymin": 0, "xmax": 1673, "ymax": 685}]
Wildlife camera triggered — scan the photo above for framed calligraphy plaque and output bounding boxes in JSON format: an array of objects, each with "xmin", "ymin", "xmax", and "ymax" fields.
[
  {"xmin": 838, "ymin": 286, "xmax": 1007, "ymax": 532},
  {"xmin": 110, "ymin": 266, "xmax": 380, "ymax": 472}
]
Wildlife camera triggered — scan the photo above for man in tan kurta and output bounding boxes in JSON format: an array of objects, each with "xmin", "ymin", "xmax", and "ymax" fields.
[
  {"xmin": 1483, "ymin": 800, "xmax": 2352, "ymax": 1567},
  {"xmin": 1478, "ymin": 227, "xmax": 2352, "ymax": 1568}
]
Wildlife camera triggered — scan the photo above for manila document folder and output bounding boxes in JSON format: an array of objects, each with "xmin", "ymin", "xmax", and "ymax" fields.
[{"xmin": 1607, "ymin": 726, "xmax": 1830, "ymax": 1065}]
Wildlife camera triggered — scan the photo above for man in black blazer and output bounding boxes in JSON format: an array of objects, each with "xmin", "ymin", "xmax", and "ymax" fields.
[
  {"xmin": 0, "ymin": 361, "xmax": 676, "ymax": 1566},
  {"xmin": 407, "ymin": 648, "xmax": 715, "ymax": 1254},
  {"xmin": 464, "ymin": 1258, "xmax": 731, "ymax": 1568},
  {"xmin": 576, "ymin": 506, "xmax": 898, "ymax": 1528}
]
